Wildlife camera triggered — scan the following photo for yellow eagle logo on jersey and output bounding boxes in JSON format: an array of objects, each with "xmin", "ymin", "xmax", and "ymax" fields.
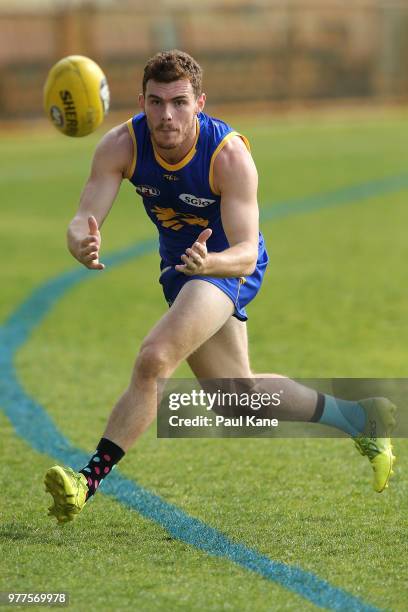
[{"xmin": 151, "ymin": 206, "xmax": 209, "ymax": 231}]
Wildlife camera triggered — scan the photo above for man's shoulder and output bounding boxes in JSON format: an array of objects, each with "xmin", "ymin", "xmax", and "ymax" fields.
[
  {"xmin": 212, "ymin": 135, "xmax": 256, "ymax": 194},
  {"xmin": 102, "ymin": 122, "xmax": 133, "ymax": 149},
  {"xmin": 199, "ymin": 112, "xmax": 234, "ymax": 140},
  {"xmin": 93, "ymin": 122, "xmax": 134, "ymax": 176},
  {"xmin": 200, "ymin": 111, "xmax": 230, "ymax": 127}
]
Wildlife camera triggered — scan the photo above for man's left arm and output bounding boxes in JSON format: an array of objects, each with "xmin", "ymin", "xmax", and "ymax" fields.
[{"xmin": 175, "ymin": 136, "xmax": 259, "ymax": 277}]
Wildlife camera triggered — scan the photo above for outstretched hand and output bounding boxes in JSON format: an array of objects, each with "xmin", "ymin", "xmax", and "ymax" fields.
[
  {"xmin": 175, "ymin": 228, "xmax": 212, "ymax": 275},
  {"xmin": 77, "ymin": 216, "xmax": 105, "ymax": 270}
]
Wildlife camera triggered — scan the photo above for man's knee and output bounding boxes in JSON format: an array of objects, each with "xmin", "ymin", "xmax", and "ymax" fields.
[{"xmin": 134, "ymin": 341, "xmax": 175, "ymax": 381}]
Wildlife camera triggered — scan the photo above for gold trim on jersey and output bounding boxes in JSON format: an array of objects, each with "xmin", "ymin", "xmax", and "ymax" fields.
[
  {"xmin": 125, "ymin": 119, "xmax": 137, "ymax": 179},
  {"xmin": 209, "ymin": 132, "xmax": 251, "ymax": 195},
  {"xmin": 152, "ymin": 118, "xmax": 200, "ymax": 172}
]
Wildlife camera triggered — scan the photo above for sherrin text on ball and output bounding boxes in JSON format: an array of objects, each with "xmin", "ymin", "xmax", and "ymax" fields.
[{"xmin": 43, "ymin": 55, "xmax": 110, "ymax": 137}]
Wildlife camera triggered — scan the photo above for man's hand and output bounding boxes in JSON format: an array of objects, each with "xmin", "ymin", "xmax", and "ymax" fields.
[
  {"xmin": 77, "ymin": 216, "xmax": 105, "ymax": 270},
  {"xmin": 175, "ymin": 228, "xmax": 212, "ymax": 275}
]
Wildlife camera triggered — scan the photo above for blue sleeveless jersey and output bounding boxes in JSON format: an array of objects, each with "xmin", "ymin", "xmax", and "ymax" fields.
[{"xmin": 126, "ymin": 111, "xmax": 266, "ymax": 265}]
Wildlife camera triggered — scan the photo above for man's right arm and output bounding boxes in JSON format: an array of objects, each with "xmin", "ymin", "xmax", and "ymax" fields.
[{"xmin": 68, "ymin": 124, "xmax": 133, "ymax": 269}]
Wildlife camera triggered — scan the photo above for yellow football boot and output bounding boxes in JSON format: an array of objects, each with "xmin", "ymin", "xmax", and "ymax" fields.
[
  {"xmin": 45, "ymin": 466, "xmax": 88, "ymax": 523},
  {"xmin": 354, "ymin": 398, "xmax": 396, "ymax": 493}
]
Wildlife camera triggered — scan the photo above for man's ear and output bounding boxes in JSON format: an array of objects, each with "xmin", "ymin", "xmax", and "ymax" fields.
[
  {"xmin": 139, "ymin": 93, "xmax": 145, "ymax": 110},
  {"xmin": 196, "ymin": 92, "xmax": 206, "ymax": 114}
]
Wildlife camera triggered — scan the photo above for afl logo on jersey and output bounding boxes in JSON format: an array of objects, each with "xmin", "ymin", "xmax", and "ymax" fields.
[
  {"xmin": 179, "ymin": 193, "xmax": 216, "ymax": 208},
  {"xmin": 136, "ymin": 185, "xmax": 160, "ymax": 197}
]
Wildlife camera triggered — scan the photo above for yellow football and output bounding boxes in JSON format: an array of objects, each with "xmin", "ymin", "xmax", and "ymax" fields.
[{"xmin": 43, "ymin": 55, "xmax": 110, "ymax": 137}]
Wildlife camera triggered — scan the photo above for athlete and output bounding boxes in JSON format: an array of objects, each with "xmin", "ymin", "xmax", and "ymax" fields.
[{"xmin": 45, "ymin": 50, "xmax": 396, "ymax": 523}]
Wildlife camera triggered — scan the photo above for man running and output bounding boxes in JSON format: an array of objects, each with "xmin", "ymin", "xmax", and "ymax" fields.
[{"xmin": 45, "ymin": 50, "xmax": 396, "ymax": 523}]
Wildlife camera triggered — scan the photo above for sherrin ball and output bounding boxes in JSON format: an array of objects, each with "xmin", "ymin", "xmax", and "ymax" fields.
[{"xmin": 43, "ymin": 55, "xmax": 110, "ymax": 137}]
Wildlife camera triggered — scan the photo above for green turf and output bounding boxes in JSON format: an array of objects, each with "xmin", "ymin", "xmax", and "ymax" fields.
[{"xmin": 1, "ymin": 111, "xmax": 408, "ymax": 610}]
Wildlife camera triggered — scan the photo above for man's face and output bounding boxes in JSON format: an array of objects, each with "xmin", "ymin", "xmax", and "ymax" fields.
[{"xmin": 139, "ymin": 79, "xmax": 205, "ymax": 150}]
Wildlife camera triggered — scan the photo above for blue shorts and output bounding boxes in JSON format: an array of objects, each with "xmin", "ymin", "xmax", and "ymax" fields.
[{"xmin": 159, "ymin": 239, "xmax": 269, "ymax": 322}]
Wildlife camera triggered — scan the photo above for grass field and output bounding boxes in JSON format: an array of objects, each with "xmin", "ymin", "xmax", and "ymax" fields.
[{"xmin": 1, "ymin": 109, "xmax": 408, "ymax": 611}]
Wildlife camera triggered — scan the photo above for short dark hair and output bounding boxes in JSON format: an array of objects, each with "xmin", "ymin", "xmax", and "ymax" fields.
[{"xmin": 143, "ymin": 50, "xmax": 203, "ymax": 98}]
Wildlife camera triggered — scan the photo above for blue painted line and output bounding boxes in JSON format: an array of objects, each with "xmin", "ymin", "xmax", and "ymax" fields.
[
  {"xmin": 261, "ymin": 173, "xmax": 408, "ymax": 221},
  {"xmin": 0, "ymin": 369, "xmax": 378, "ymax": 612},
  {"xmin": 2, "ymin": 175, "xmax": 403, "ymax": 611}
]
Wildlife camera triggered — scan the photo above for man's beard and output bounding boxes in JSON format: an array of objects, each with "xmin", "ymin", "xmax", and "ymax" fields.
[
  {"xmin": 153, "ymin": 135, "xmax": 178, "ymax": 150},
  {"xmin": 148, "ymin": 117, "xmax": 196, "ymax": 150}
]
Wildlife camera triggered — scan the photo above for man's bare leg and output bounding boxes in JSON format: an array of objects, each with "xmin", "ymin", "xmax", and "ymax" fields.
[
  {"xmin": 187, "ymin": 316, "xmax": 318, "ymax": 421},
  {"xmin": 101, "ymin": 280, "xmax": 234, "ymax": 451},
  {"xmin": 45, "ymin": 280, "xmax": 236, "ymax": 521},
  {"xmin": 187, "ymin": 318, "xmax": 396, "ymax": 493},
  {"xmin": 187, "ymin": 317, "xmax": 385, "ymax": 427}
]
